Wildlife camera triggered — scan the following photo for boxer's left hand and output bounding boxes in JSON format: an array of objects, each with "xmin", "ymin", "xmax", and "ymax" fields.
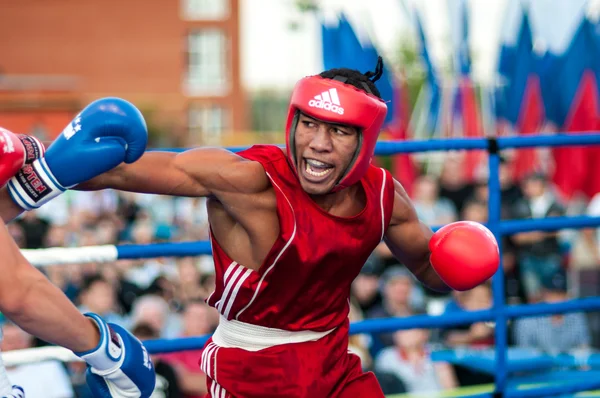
[
  {"xmin": 1, "ymin": 385, "xmax": 24, "ymax": 398},
  {"xmin": 75, "ymin": 313, "xmax": 155, "ymax": 398},
  {"xmin": 429, "ymin": 221, "xmax": 499, "ymax": 291},
  {"xmin": 7, "ymin": 97, "xmax": 147, "ymax": 210}
]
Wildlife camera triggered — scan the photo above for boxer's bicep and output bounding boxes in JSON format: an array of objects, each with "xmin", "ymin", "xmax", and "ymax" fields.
[
  {"xmin": 384, "ymin": 179, "xmax": 445, "ymax": 291},
  {"xmin": 384, "ymin": 181, "xmax": 432, "ymax": 274},
  {"xmin": 174, "ymin": 147, "xmax": 270, "ymax": 196}
]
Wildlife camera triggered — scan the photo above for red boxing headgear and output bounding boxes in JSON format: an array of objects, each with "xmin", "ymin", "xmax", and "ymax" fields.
[{"xmin": 285, "ymin": 75, "xmax": 387, "ymax": 192}]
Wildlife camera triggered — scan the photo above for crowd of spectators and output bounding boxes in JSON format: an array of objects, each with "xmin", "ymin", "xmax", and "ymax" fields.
[{"xmin": 1, "ymin": 152, "xmax": 598, "ymax": 397}]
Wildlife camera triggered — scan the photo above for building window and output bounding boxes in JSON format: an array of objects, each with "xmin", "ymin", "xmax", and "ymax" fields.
[
  {"xmin": 186, "ymin": 30, "xmax": 229, "ymax": 96},
  {"xmin": 188, "ymin": 105, "xmax": 230, "ymax": 144},
  {"xmin": 182, "ymin": 0, "xmax": 229, "ymax": 20}
]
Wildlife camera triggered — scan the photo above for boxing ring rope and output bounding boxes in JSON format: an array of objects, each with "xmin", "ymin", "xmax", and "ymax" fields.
[{"xmin": 14, "ymin": 132, "xmax": 600, "ymax": 397}]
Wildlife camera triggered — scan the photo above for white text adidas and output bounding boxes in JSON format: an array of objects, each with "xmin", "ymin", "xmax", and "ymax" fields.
[{"xmin": 308, "ymin": 88, "xmax": 344, "ymax": 115}]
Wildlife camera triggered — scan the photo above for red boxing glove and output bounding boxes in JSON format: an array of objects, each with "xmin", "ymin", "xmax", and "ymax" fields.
[
  {"xmin": 429, "ymin": 221, "xmax": 500, "ymax": 291},
  {"xmin": 0, "ymin": 127, "xmax": 45, "ymax": 187}
]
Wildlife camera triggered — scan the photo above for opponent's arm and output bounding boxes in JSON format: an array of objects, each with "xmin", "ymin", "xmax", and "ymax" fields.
[
  {"xmin": 0, "ymin": 217, "xmax": 99, "ymax": 352},
  {"xmin": 76, "ymin": 147, "xmax": 270, "ymax": 198},
  {"xmin": 384, "ymin": 179, "xmax": 451, "ymax": 292},
  {"xmin": 0, "ymin": 215, "xmax": 155, "ymax": 396},
  {"xmin": 0, "ymin": 190, "xmax": 24, "ymax": 223}
]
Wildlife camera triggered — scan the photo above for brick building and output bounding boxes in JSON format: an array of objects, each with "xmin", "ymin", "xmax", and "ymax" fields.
[{"xmin": 0, "ymin": 0, "xmax": 245, "ymax": 146}]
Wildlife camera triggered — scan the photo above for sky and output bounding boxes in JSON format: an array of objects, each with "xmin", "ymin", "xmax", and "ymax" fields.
[{"xmin": 239, "ymin": 0, "xmax": 598, "ymax": 91}]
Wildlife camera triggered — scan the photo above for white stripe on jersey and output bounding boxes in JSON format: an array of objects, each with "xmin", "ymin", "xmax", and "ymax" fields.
[
  {"xmin": 223, "ymin": 269, "xmax": 252, "ymax": 318},
  {"xmin": 379, "ymin": 168, "xmax": 387, "ymax": 241}
]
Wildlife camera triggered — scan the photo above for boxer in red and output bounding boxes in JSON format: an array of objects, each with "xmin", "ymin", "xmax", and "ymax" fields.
[{"xmin": 71, "ymin": 58, "xmax": 499, "ymax": 397}]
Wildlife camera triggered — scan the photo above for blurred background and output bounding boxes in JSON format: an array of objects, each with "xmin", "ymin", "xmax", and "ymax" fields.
[{"xmin": 3, "ymin": 0, "xmax": 600, "ymax": 397}]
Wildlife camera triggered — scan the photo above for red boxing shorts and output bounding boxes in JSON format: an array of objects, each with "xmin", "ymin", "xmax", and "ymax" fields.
[{"xmin": 200, "ymin": 319, "xmax": 384, "ymax": 398}]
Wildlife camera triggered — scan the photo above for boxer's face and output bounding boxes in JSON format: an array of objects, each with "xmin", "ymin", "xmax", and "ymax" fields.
[{"xmin": 294, "ymin": 113, "xmax": 358, "ymax": 195}]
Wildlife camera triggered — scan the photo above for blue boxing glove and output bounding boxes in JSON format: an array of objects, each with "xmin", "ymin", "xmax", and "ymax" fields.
[
  {"xmin": 1, "ymin": 386, "xmax": 24, "ymax": 398},
  {"xmin": 75, "ymin": 313, "xmax": 155, "ymax": 398},
  {"xmin": 7, "ymin": 97, "xmax": 147, "ymax": 210}
]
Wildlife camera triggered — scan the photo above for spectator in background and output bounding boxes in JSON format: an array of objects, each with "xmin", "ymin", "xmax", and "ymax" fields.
[
  {"xmin": 133, "ymin": 323, "xmax": 182, "ymax": 398},
  {"xmin": 438, "ymin": 157, "xmax": 473, "ymax": 215},
  {"xmin": 497, "ymin": 155, "xmax": 523, "ymax": 205},
  {"xmin": 199, "ymin": 271, "xmax": 216, "ymax": 300},
  {"xmin": 123, "ymin": 221, "xmax": 178, "ymax": 290},
  {"xmin": 412, "ymin": 175, "xmax": 458, "ymax": 226},
  {"xmin": 115, "ymin": 191, "xmax": 143, "ymax": 228},
  {"xmin": 70, "ymin": 190, "xmax": 119, "ymax": 226},
  {"xmin": 129, "ymin": 294, "xmax": 181, "ymax": 338},
  {"xmin": 43, "ymin": 223, "xmax": 70, "ymax": 248},
  {"xmin": 512, "ymin": 173, "xmax": 565, "ymax": 302},
  {"xmin": 16, "ymin": 210, "xmax": 50, "ymax": 249},
  {"xmin": 33, "ymin": 193, "xmax": 71, "ymax": 229},
  {"xmin": 367, "ymin": 267, "xmax": 424, "ymax": 349},
  {"xmin": 514, "ymin": 271, "xmax": 590, "ymax": 354},
  {"xmin": 161, "ymin": 301, "xmax": 217, "ymax": 398},
  {"xmin": 442, "ymin": 284, "xmax": 495, "ymax": 387},
  {"xmin": 174, "ymin": 197, "xmax": 209, "ymax": 240},
  {"xmin": 177, "ymin": 257, "xmax": 207, "ymax": 305},
  {"xmin": 443, "ymin": 284, "xmax": 494, "ymax": 349},
  {"xmin": 351, "ymin": 253, "xmax": 384, "ymax": 314},
  {"xmin": 77, "ymin": 273, "xmax": 126, "ymax": 326},
  {"xmin": 461, "ymin": 199, "xmax": 487, "ymax": 224},
  {"xmin": 2, "ymin": 323, "xmax": 74, "ymax": 398},
  {"xmin": 103, "ymin": 259, "xmax": 144, "ymax": 315},
  {"xmin": 375, "ymin": 316, "xmax": 458, "ymax": 395},
  {"xmin": 93, "ymin": 216, "xmax": 120, "ymax": 245},
  {"xmin": 469, "ymin": 155, "xmax": 523, "ymax": 219}
]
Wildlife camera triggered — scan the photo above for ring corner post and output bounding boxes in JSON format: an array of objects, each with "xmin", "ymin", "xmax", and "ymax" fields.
[{"xmin": 487, "ymin": 138, "xmax": 507, "ymax": 396}]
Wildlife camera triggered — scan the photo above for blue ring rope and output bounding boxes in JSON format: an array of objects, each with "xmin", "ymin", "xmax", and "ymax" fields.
[
  {"xmin": 141, "ymin": 297, "xmax": 600, "ymax": 354},
  {"xmin": 113, "ymin": 215, "xmax": 600, "ymax": 259},
  {"xmin": 156, "ymin": 132, "xmax": 600, "ymax": 155}
]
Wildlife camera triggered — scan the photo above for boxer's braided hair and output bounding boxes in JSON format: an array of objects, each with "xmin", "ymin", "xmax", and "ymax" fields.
[{"xmin": 319, "ymin": 56, "xmax": 384, "ymax": 98}]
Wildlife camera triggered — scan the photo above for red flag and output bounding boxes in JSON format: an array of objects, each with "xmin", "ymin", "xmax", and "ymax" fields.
[
  {"xmin": 459, "ymin": 78, "xmax": 485, "ymax": 181},
  {"xmin": 553, "ymin": 70, "xmax": 599, "ymax": 199},
  {"xmin": 389, "ymin": 77, "xmax": 417, "ymax": 197},
  {"xmin": 513, "ymin": 75, "xmax": 544, "ymax": 181}
]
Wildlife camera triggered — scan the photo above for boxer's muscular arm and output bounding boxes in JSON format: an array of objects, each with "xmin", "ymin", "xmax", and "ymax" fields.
[
  {"xmin": 77, "ymin": 148, "xmax": 271, "ymax": 198},
  {"xmin": 384, "ymin": 179, "xmax": 451, "ymax": 293},
  {"xmin": 0, "ymin": 217, "xmax": 99, "ymax": 352}
]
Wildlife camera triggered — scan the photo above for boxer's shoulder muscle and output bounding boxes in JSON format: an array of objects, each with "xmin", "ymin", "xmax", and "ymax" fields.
[{"xmin": 173, "ymin": 147, "xmax": 271, "ymax": 198}]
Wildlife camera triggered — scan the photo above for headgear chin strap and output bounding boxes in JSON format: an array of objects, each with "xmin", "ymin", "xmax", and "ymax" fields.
[{"xmin": 285, "ymin": 75, "xmax": 388, "ymax": 192}]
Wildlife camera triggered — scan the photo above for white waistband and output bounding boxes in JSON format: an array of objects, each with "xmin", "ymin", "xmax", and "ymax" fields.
[{"xmin": 212, "ymin": 316, "xmax": 335, "ymax": 352}]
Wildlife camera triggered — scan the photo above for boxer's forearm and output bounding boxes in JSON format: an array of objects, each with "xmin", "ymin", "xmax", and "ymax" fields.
[
  {"xmin": 2, "ymin": 267, "xmax": 100, "ymax": 352},
  {"xmin": 0, "ymin": 219, "xmax": 99, "ymax": 352},
  {"xmin": 0, "ymin": 188, "xmax": 25, "ymax": 222},
  {"xmin": 75, "ymin": 151, "xmax": 188, "ymax": 194}
]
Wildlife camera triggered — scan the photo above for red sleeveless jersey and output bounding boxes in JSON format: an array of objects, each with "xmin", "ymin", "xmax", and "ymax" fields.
[{"xmin": 206, "ymin": 145, "xmax": 395, "ymax": 332}]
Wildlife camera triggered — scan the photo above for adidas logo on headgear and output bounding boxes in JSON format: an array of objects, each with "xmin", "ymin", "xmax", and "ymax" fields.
[{"xmin": 308, "ymin": 88, "xmax": 344, "ymax": 115}]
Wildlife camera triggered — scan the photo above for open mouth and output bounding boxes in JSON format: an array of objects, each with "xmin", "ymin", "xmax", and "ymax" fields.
[{"xmin": 302, "ymin": 158, "xmax": 334, "ymax": 181}]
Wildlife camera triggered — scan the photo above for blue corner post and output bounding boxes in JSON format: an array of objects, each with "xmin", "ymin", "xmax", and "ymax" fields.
[{"xmin": 487, "ymin": 138, "xmax": 508, "ymax": 395}]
